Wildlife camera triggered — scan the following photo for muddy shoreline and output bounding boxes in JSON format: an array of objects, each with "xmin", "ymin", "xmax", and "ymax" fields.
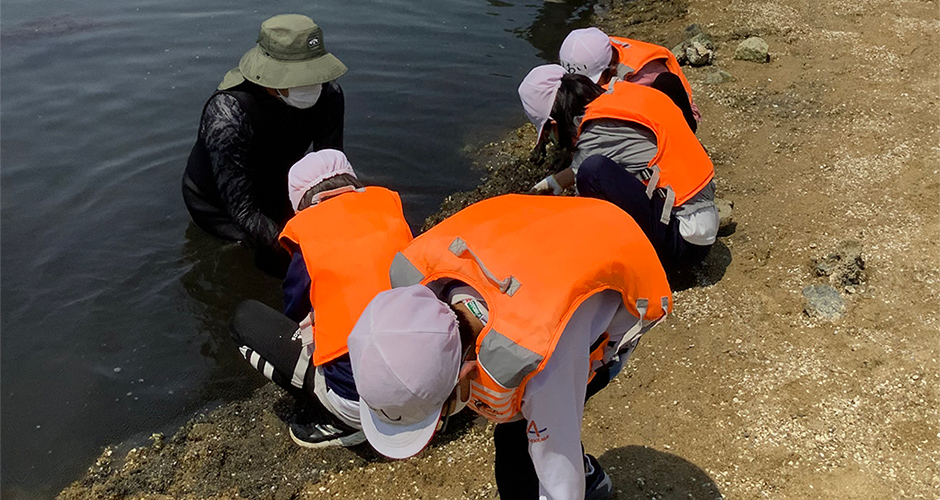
[{"xmin": 59, "ymin": 0, "xmax": 940, "ymax": 497}]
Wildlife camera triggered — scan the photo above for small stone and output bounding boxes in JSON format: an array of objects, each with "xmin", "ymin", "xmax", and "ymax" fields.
[
  {"xmin": 672, "ymin": 42, "xmax": 688, "ymax": 64},
  {"xmin": 686, "ymin": 41, "xmax": 714, "ymax": 66},
  {"xmin": 802, "ymin": 284, "xmax": 845, "ymax": 320},
  {"xmin": 812, "ymin": 240, "xmax": 865, "ymax": 290},
  {"xmin": 689, "ymin": 32, "xmax": 715, "ymax": 50},
  {"xmin": 735, "ymin": 36, "xmax": 770, "ymax": 63},
  {"xmin": 685, "ymin": 33, "xmax": 715, "ymax": 67},
  {"xmin": 716, "ymin": 198, "xmax": 735, "ymax": 235},
  {"xmin": 113, "ymin": 367, "xmax": 122, "ymax": 373},
  {"xmin": 150, "ymin": 433, "xmax": 165, "ymax": 450},
  {"xmin": 705, "ymin": 68, "xmax": 735, "ymax": 84},
  {"xmin": 813, "ymin": 257, "xmax": 838, "ymax": 277}
]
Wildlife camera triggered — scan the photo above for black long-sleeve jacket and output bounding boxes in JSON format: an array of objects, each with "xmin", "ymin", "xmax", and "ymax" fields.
[{"xmin": 182, "ymin": 80, "xmax": 344, "ymax": 254}]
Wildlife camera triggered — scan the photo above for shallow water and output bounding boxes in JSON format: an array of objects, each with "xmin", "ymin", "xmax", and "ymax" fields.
[{"xmin": 0, "ymin": 0, "xmax": 597, "ymax": 498}]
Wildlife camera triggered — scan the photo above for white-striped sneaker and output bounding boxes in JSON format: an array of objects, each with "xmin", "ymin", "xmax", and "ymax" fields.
[
  {"xmin": 585, "ymin": 453, "xmax": 613, "ymax": 500},
  {"xmin": 288, "ymin": 413, "xmax": 366, "ymax": 448}
]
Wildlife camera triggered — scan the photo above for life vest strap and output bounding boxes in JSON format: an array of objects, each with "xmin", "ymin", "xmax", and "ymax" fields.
[
  {"xmin": 448, "ymin": 237, "xmax": 522, "ymax": 296},
  {"xmin": 611, "ymin": 38, "xmax": 631, "ymax": 49},
  {"xmin": 661, "ymin": 187, "xmax": 676, "ymax": 225},
  {"xmin": 646, "ymin": 165, "xmax": 661, "ymax": 199},
  {"xmin": 605, "ymin": 78, "xmax": 619, "ymax": 94},
  {"xmin": 644, "ymin": 165, "xmax": 675, "ymax": 225},
  {"xmin": 613, "ymin": 298, "xmax": 648, "ymax": 355},
  {"xmin": 306, "ymin": 186, "xmax": 366, "ymax": 208},
  {"xmin": 290, "ymin": 312, "xmax": 316, "ymax": 388}
]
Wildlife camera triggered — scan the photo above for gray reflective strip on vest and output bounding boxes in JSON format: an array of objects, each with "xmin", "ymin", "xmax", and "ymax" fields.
[
  {"xmin": 616, "ymin": 63, "xmax": 635, "ymax": 78},
  {"xmin": 478, "ymin": 329, "xmax": 543, "ymax": 389},
  {"xmin": 389, "ymin": 252, "xmax": 425, "ymax": 288},
  {"xmin": 448, "ymin": 237, "xmax": 521, "ymax": 296}
]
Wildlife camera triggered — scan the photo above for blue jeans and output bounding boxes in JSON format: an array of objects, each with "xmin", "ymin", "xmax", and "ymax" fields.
[{"xmin": 575, "ymin": 154, "xmax": 711, "ymax": 271}]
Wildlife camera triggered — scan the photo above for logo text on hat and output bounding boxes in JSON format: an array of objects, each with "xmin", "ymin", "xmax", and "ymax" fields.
[{"xmin": 307, "ymin": 36, "xmax": 320, "ymax": 48}]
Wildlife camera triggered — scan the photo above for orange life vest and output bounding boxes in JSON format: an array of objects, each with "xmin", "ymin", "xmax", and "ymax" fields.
[
  {"xmin": 581, "ymin": 80, "xmax": 715, "ymax": 209},
  {"xmin": 389, "ymin": 194, "xmax": 672, "ymax": 423},
  {"xmin": 609, "ymin": 36, "xmax": 694, "ymax": 103},
  {"xmin": 280, "ymin": 186, "xmax": 414, "ymax": 365}
]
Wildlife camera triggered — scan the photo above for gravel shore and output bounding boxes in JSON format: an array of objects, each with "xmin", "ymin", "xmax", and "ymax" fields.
[{"xmin": 59, "ymin": 0, "xmax": 939, "ymax": 497}]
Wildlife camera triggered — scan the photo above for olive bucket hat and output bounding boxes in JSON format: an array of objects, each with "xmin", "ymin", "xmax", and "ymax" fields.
[{"xmin": 218, "ymin": 14, "xmax": 347, "ymax": 90}]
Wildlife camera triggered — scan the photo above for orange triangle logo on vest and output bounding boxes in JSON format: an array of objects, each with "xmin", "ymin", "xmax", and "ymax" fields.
[{"xmin": 527, "ymin": 420, "xmax": 549, "ymax": 443}]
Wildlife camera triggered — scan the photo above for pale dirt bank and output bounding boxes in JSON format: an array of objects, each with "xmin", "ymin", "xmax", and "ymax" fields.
[{"xmin": 59, "ymin": 0, "xmax": 939, "ymax": 497}]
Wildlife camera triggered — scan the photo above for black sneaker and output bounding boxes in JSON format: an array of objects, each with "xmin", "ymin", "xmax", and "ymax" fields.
[
  {"xmin": 584, "ymin": 453, "xmax": 613, "ymax": 500},
  {"xmin": 288, "ymin": 410, "xmax": 366, "ymax": 449}
]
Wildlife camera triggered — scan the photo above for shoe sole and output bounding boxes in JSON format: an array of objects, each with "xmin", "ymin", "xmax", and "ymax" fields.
[{"xmin": 289, "ymin": 427, "xmax": 367, "ymax": 449}]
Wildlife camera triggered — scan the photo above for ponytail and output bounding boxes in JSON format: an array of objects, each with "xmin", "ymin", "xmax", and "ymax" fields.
[{"xmin": 550, "ymin": 74, "xmax": 604, "ymax": 154}]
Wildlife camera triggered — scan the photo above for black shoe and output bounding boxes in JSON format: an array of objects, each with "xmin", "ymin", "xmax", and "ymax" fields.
[
  {"xmin": 584, "ymin": 454, "xmax": 613, "ymax": 500},
  {"xmin": 287, "ymin": 408, "xmax": 366, "ymax": 449}
]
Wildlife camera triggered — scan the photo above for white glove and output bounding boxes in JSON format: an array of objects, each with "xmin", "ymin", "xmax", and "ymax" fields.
[{"xmin": 529, "ymin": 174, "xmax": 563, "ymax": 195}]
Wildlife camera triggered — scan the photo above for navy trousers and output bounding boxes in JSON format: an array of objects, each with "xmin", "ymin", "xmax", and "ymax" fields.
[{"xmin": 575, "ymin": 154, "xmax": 711, "ymax": 271}]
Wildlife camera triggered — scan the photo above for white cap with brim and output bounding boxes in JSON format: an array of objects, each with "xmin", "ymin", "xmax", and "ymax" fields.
[
  {"xmin": 559, "ymin": 27, "xmax": 613, "ymax": 84},
  {"xmin": 348, "ymin": 285, "xmax": 462, "ymax": 460},
  {"xmin": 518, "ymin": 64, "xmax": 567, "ymax": 142},
  {"xmin": 359, "ymin": 401, "xmax": 444, "ymax": 460}
]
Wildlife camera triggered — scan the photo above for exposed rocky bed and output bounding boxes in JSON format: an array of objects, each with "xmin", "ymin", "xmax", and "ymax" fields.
[{"xmin": 59, "ymin": 0, "xmax": 939, "ymax": 497}]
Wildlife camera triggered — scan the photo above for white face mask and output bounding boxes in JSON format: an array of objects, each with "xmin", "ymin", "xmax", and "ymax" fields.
[{"xmin": 278, "ymin": 84, "xmax": 323, "ymax": 109}]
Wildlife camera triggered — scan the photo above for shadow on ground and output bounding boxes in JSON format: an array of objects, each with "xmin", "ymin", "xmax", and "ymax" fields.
[
  {"xmin": 600, "ymin": 445, "xmax": 723, "ymax": 499},
  {"xmin": 668, "ymin": 239, "xmax": 733, "ymax": 292}
]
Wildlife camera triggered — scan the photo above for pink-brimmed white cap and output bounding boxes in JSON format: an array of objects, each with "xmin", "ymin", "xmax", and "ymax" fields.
[
  {"xmin": 518, "ymin": 64, "xmax": 567, "ymax": 140},
  {"xmin": 559, "ymin": 27, "xmax": 613, "ymax": 84},
  {"xmin": 287, "ymin": 149, "xmax": 357, "ymax": 211},
  {"xmin": 347, "ymin": 284, "xmax": 461, "ymax": 459}
]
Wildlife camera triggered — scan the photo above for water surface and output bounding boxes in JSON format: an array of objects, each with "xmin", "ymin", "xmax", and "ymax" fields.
[{"xmin": 0, "ymin": 0, "xmax": 595, "ymax": 497}]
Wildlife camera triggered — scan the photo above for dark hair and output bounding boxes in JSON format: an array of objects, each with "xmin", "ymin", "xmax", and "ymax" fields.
[
  {"xmin": 452, "ymin": 307, "xmax": 476, "ymax": 353},
  {"xmin": 550, "ymin": 74, "xmax": 604, "ymax": 154},
  {"xmin": 297, "ymin": 173, "xmax": 364, "ymax": 211}
]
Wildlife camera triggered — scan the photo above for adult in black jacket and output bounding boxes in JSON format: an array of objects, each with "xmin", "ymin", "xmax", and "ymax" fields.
[{"xmin": 182, "ymin": 14, "xmax": 346, "ymax": 275}]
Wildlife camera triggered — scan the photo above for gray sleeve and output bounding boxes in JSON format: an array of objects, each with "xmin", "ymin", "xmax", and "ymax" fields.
[{"xmin": 570, "ymin": 119, "xmax": 659, "ymax": 176}]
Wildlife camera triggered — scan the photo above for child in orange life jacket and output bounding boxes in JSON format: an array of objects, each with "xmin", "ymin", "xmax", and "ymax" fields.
[
  {"xmin": 229, "ymin": 149, "xmax": 413, "ymax": 449},
  {"xmin": 346, "ymin": 194, "xmax": 673, "ymax": 500},
  {"xmin": 519, "ymin": 64, "xmax": 718, "ymax": 271},
  {"xmin": 559, "ymin": 27, "xmax": 700, "ymax": 131}
]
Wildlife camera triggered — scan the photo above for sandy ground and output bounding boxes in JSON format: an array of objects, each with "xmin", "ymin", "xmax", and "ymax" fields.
[{"xmin": 58, "ymin": 0, "xmax": 939, "ymax": 497}]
